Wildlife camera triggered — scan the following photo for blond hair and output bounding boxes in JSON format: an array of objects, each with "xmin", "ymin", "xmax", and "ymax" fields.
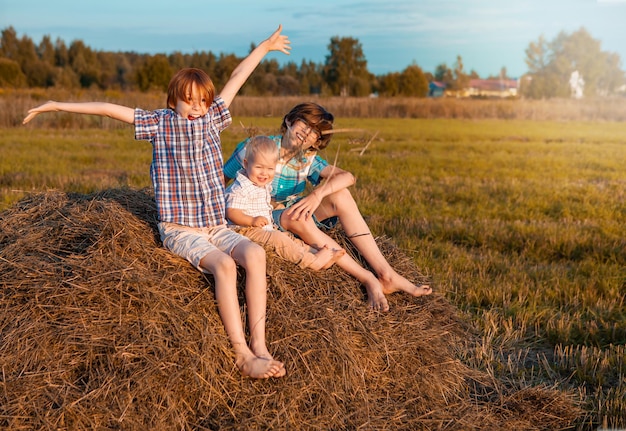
[{"xmin": 245, "ymin": 136, "xmax": 279, "ymax": 164}]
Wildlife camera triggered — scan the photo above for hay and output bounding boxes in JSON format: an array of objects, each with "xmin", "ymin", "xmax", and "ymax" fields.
[{"xmin": 0, "ymin": 189, "xmax": 582, "ymax": 430}]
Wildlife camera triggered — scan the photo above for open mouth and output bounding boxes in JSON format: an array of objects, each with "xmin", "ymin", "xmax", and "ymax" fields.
[{"xmin": 188, "ymin": 115, "xmax": 198, "ymax": 121}]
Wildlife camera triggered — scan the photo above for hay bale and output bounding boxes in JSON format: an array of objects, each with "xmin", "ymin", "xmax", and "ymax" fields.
[{"xmin": 0, "ymin": 189, "xmax": 581, "ymax": 430}]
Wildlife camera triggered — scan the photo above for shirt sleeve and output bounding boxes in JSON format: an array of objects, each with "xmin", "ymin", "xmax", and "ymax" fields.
[
  {"xmin": 225, "ymin": 179, "xmax": 248, "ymax": 210},
  {"xmin": 307, "ymin": 155, "xmax": 330, "ymax": 186},
  {"xmin": 134, "ymin": 108, "xmax": 161, "ymax": 142},
  {"xmin": 209, "ymin": 96, "xmax": 232, "ymax": 132}
]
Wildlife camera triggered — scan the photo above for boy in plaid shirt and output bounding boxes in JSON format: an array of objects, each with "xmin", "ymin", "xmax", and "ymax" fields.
[{"xmin": 23, "ymin": 26, "xmax": 290, "ymax": 379}]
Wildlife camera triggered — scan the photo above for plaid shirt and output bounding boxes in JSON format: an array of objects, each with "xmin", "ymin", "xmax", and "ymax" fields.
[
  {"xmin": 225, "ymin": 170, "xmax": 274, "ymax": 230},
  {"xmin": 223, "ymin": 135, "xmax": 329, "ymax": 207},
  {"xmin": 134, "ymin": 97, "xmax": 232, "ymax": 228}
]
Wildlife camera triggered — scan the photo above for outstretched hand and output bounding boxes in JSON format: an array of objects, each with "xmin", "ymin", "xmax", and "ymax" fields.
[
  {"xmin": 218, "ymin": 24, "xmax": 291, "ymax": 108},
  {"xmin": 23, "ymin": 101, "xmax": 57, "ymax": 125},
  {"xmin": 264, "ymin": 24, "xmax": 291, "ymax": 56}
]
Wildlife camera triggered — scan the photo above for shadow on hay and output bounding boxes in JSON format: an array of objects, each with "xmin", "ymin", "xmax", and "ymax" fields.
[{"xmin": 0, "ymin": 188, "xmax": 582, "ymax": 430}]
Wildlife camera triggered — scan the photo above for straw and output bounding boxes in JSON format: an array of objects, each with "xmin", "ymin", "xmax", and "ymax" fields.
[{"xmin": 0, "ymin": 189, "xmax": 582, "ymax": 430}]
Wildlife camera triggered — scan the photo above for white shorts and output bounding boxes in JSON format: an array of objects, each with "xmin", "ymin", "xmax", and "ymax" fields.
[{"xmin": 158, "ymin": 222, "xmax": 248, "ymax": 273}]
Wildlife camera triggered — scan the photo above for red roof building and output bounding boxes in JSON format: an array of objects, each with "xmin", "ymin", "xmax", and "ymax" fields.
[{"xmin": 465, "ymin": 79, "xmax": 519, "ymax": 98}]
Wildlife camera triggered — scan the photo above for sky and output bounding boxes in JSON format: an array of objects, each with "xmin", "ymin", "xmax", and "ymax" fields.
[{"xmin": 2, "ymin": 0, "xmax": 626, "ymax": 79}]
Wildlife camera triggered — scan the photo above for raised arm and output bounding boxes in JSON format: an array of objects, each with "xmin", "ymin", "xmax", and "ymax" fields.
[
  {"xmin": 219, "ymin": 25, "xmax": 291, "ymax": 107},
  {"xmin": 23, "ymin": 101, "xmax": 136, "ymax": 125}
]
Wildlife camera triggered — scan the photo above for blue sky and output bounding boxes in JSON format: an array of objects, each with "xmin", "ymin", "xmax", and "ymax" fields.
[{"xmin": 1, "ymin": 0, "xmax": 625, "ymax": 78}]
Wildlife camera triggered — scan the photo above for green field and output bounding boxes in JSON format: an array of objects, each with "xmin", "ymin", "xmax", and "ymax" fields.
[{"xmin": 2, "ymin": 117, "xmax": 625, "ymax": 429}]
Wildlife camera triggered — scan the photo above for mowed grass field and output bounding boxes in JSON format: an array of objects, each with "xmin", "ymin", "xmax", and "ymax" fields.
[{"xmin": 2, "ymin": 115, "xmax": 625, "ymax": 429}]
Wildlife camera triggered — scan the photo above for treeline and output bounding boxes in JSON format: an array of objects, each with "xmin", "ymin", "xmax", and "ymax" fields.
[
  {"xmin": 0, "ymin": 26, "xmax": 624, "ymax": 99},
  {"xmin": 0, "ymin": 26, "xmax": 430, "ymax": 98}
]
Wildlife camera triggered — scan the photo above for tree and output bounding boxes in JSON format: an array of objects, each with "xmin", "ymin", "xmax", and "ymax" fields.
[
  {"xmin": 8, "ymin": 32, "xmax": 57, "ymax": 88},
  {"xmin": 136, "ymin": 54, "xmax": 172, "ymax": 92},
  {"xmin": 54, "ymin": 38, "xmax": 69, "ymax": 68},
  {"xmin": 299, "ymin": 60, "xmax": 325, "ymax": 95},
  {"xmin": 453, "ymin": 55, "xmax": 469, "ymax": 91},
  {"xmin": 168, "ymin": 51, "xmax": 187, "ymax": 73},
  {"xmin": 245, "ymin": 56, "xmax": 284, "ymax": 96},
  {"xmin": 212, "ymin": 53, "xmax": 240, "ymax": 92},
  {"xmin": 0, "ymin": 27, "xmax": 20, "ymax": 60},
  {"xmin": 598, "ymin": 52, "xmax": 624, "ymax": 97},
  {"xmin": 398, "ymin": 64, "xmax": 428, "ymax": 97},
  {"xmin": 523, "ymin": 34, "xmax": 553, "ymax": 98},
  {"xmin": 68, "ymin": 40, "xmax": 102, "ymax": 88},
  {"xmin": 275, "ymin": 62, "xmax": 300, "ymax": 96},
  {"xmin": 499, "ymin": 67, "xmax": 509, "ymax": 80},
  {"xmin": 523, "ymin": 28, "xmax": 624, "ymax": 98},
  {"xmin": 434, "ymin": 63, "xmax": 454, "ymax": 89},
  {"xmin": 0, "ymin": 57, "xmax": 26, "ymax": 87},
  {"xmin": 378, "ymin": 72, "xmax": 400, "ymax": 96},
  {"xmin": 38, "ymin": 35, "xmax": 56, "ymax": 66},
  {"xmin": 97, "ymin": 52, "xmax": 132, "ymax": 90},
  {"xmin": 434, "ymin": 63, "xmax": 455, "ymax": 96},
  {"xmin": 323, "ymin": 36, "xmax": 370, "ymax": 96}
]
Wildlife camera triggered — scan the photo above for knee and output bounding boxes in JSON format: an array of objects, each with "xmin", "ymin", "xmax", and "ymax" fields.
[
  {"xmin": 248, "ymin": 242, "xmax": 266, "ymax": 264},
  {"xmin": 335, "ymin": 188, "xmax": 353, "ymax": 200},
  {"xmin": 239, "ymin": 241, "xmax": 266, "ymax": 268},
  {"xmin": 327, "ymin": 188, "xmax": 356, "ymax": 210},
  {"xmin": 279, "ymin": 211, "xmax": 303, "ymax": 231},
  {"xmin": 280, "ymin": 215, "xmax": 316, "ymax": 239},
  {"xmin": 201, "ymin": 253, "xmax": 237, "ymax": 277}
]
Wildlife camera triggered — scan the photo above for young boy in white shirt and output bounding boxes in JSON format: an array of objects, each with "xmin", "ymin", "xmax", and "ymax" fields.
[{"xmin": 225, "ymin": 136, "xmax": 344, "ymax": 270}]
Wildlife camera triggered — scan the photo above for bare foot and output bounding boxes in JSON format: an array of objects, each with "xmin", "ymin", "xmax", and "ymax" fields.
[
  {"xmin": 256, "ymin": 355, "xmax": 286, "ymax": 377},
  {"xmin": 250, "ymin": 345, "xmax": 287, "ymax": 378},
  {"xmin": 307, "ymin": 245, "xmax": 334, "ymax": 270},
  {"xmin": 380, "ymin": 271, "xmax": 432, "ymax": 297},
  {"xmin": 307, "ymin": 246, "xmax": 346, "ymax": 270},
  {"xmin": 321, "ymin": 247, "xmax": 346, "ymax": 270},
  {"xmin": 237, "ymin": 354, "xmax": 285, "ymax": 379},
  {"xmin": 363, "ymin": 276, "xmax": 390, "ymax": 312}
]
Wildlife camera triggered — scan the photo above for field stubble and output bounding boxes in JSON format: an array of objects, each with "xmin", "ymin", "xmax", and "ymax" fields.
[{"xmin": 1, "ymin": 93, "xmax": 625, "ymax": 429}]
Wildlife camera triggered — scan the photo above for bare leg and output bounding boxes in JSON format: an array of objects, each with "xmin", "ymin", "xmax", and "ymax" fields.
[
  {"xmin": 231, "ymin": 240, "xmax": 286, "ymax": 377},
  {"xmin": 317, "ymin": 189, "xmax": 432, "ymax": 297},
  {"xmin": 200, "ymin": 248, "xmax": 284, "ymax": 378},
  {"xmin": 281, "ymin": 213, "xmax": 389, "ymax": 311},
  {"xmin": 306, "ymin": 245, "xmax": 346, "ymax": 271}
]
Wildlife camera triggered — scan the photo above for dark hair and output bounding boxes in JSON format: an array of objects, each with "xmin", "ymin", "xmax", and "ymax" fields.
[
  {"xmin": 281, "ymin": 102, "xmax": 334, "ymax": 150},
  {"xmin": 166, "ymin": 68, "xmax": 215, "ymax": 110}
]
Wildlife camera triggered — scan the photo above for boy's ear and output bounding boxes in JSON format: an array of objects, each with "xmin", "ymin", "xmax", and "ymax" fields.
[{"xmin": 243, "ymin": 159, "xmax": 248, "ymax": 170}]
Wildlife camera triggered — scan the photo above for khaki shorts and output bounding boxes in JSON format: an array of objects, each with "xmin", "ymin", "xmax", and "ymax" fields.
[{"xmin": 158, "ymin": 222, "xmax": 248, "ymax": 273}]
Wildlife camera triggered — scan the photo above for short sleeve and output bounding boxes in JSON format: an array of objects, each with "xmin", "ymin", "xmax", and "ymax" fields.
[
  {"xmin": 134, "ymin": 108, "xmax": 161, "ymax": 141},
  {"xmin": 209, "ymin": 96, "xmax": 232, "ymax": 132},
  {"xmin": 307, "ymin": 155, "xmax": 330, "ymax": 186}
]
